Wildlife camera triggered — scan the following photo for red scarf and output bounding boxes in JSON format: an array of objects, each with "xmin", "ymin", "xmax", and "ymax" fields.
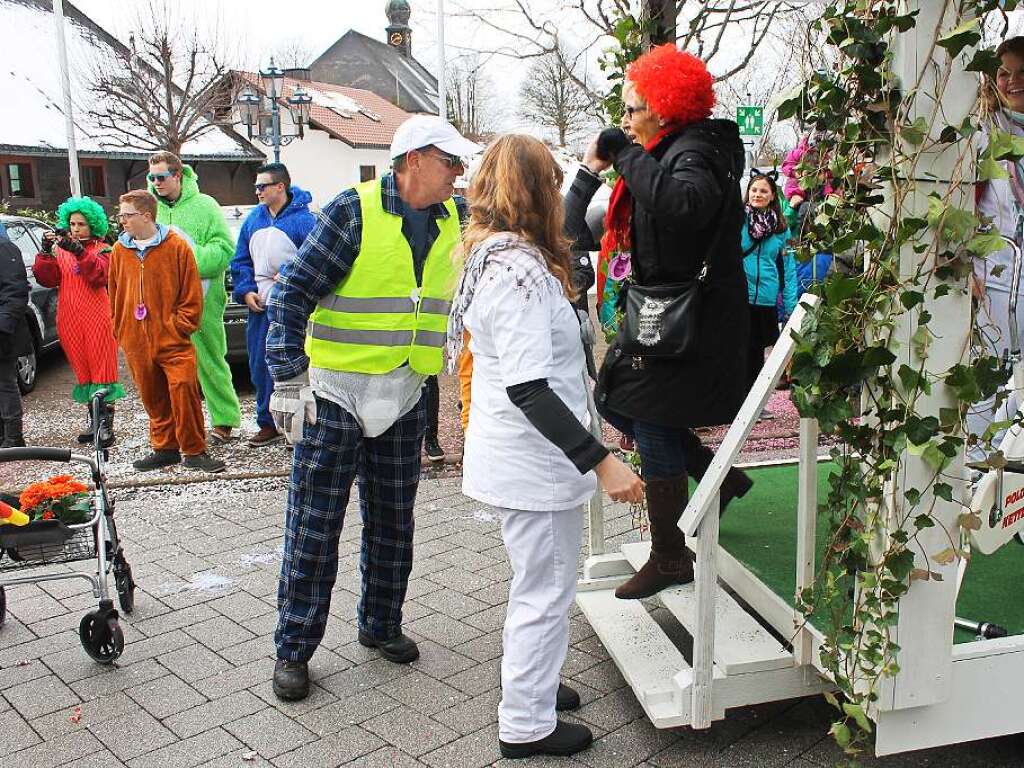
[{"xmin": 596, "ymin": 128, "xmax": 678, "ymax": 308}]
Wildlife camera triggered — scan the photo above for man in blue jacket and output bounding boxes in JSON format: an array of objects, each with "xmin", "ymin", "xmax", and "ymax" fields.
[{"xmin": 230, "ymin": 163, "xmax": 316, "ymax": 446}]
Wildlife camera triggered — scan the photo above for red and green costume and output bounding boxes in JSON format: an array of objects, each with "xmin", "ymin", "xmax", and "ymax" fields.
[{"xmin": 33, "ymin": 237, "xmax": 124, "ymax": 404}]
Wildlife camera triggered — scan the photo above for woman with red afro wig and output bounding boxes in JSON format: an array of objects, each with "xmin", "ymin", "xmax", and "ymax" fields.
[{"xmin": 563, "ymin": 44, "xmax": 752, "ymax": 600}]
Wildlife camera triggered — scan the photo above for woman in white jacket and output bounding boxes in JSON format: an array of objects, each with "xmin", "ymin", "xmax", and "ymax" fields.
[{"xmin": 447, "ymin": 135, "xmax": 644, "ymax": 759}]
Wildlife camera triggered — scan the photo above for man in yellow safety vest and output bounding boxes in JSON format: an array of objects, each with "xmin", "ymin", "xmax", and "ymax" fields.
[{"xmin": 266, "ymin": 115, "xmax": 479, "ymax": 701}]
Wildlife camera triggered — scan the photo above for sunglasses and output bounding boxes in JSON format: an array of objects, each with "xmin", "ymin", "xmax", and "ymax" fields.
[
  {"xmin": 426, "ymin": 151, "xmax": 464, "ymax": 169},
  {"xmin": 254, "ymin": 182, "xmax": 282, "ymax": 192},
  {"xmin": 624, "ymin": 105, "xmax": 648, "ymax": 117},
  {"xmin": 147, "ymin": 170, "xmax": 177, "ymax": 182}
]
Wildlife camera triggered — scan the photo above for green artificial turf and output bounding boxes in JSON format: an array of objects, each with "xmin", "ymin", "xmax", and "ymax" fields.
[{"xmin": 709, "ymin": 462, "xmax": 1024, "ymax": 644}]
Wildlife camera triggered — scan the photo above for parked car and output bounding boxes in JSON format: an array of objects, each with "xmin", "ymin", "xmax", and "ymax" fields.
[
  {"xmin": 0, "ymin": 214, "xmax": 60, "ymax": 393},
  {"xmin": 221, "ymin": 205, "xmax": 256, "ymax": 369}
]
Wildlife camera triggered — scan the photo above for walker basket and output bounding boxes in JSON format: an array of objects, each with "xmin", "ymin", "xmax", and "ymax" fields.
[{"xmin": 0, "ymin": 522, "xmax": 95, "ymax": 570}]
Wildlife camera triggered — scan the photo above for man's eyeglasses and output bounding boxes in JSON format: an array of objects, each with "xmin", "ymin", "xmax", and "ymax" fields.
[
  {"xmin": 146, "ymin": 170, "xmax": 177, "ymax": 182},
  {"xmin": 426, "ymin": 151, "xmax": 464, "ymax": 169},
  {"xmin": 116, "ymin": 212, "xmax": 142, "ymax": 222},
  {"xmin": 254, "ymin": 182, "xmax": 282, "ymax": 192},
  {"xmin": 624, "ymin": 105, "xmax": 648, "ymax": 117}
]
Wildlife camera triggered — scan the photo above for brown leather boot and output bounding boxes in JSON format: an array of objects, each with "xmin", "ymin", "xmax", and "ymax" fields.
[{"xmin": 615, "ymin": 474, "xmax": 694, "ymax": 599}]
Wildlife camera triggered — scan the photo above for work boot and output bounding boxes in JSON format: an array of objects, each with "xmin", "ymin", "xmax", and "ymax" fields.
[
  {"xmin": 423, "ymin": 435, "xmax": 445, "ymax": 462},
  {"xmin": 132, "ymin": 449, "xmax": 181, "ymax": 471},
  {"xmin": 499, "ymin": 720, "xmax": 594, "ymax": 759},
  {"xmin": 357, "ymin": 630, "xmax": 420, "ymax": 663},
  {"xmin": 77, "ymin": 406, "xmax": 95, "ymax": 444},
  {"xmin": 272, "ymin": 659, "xmax": 310, "ymax": 701},
  {"xmin": 0, "ymin": 418, "xmax": 25, "ymax": 449},
  {"xmin": 182, "ymin": 452, "xmax": 226, "ymax": 473},
  {"xmin": 96, "ymin": 407, "xmax": 115, "ymax": 449},
  {"xmin": 615, "ymin": 474, "xmax": 693, "ymax": 599},
  {"xmin": 248, "ymin": 425, "xmax": 284, "ymax": 447}
]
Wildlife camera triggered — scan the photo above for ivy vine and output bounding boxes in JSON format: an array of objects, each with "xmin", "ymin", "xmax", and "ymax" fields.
[
  {"xmin": 592, "ymin": 0, "xmax": 1023, "ymax": 758},
  {"xmin": 778, "ymin": 0, "xmax": 1020, "ymax": 755}
]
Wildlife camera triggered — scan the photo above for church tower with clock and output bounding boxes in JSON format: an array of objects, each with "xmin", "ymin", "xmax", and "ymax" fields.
[{"xmin": 385, "ymin": 0, "xmax": 413, "ymax": 58}]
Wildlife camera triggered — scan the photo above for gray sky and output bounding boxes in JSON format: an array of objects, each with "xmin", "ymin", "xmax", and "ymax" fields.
[{"xmin": 74, "ymin": 1, "xmax": 469, "ymax": 80}]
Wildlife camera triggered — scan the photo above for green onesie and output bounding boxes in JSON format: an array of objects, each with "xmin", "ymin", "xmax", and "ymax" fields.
[{"xmin": 151, "ymin": 165, "xmax": 241, "ymax": 430}]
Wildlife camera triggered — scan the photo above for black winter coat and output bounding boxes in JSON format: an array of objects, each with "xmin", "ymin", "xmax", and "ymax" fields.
[
  {"xmin": 0, "ymin": 238, "xmax": 31, "ymax": 361},
  {"xmin": 567, "ymin": 120, "xmax": 749, "ymax": 429}
]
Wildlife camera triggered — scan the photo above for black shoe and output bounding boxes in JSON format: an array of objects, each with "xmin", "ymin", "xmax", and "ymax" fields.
[
  {"xmin": 77, "ymin": 409, "xmax": 94, "ymax": 444},
  {"xmin": 132, "ymin": 449, "xmax": 181, "ymax": 471},
  {"xmin": 182, "ymin": 452, "xmax": 226, "ymax": 473},
  {"xmin": 423, "ymin": 435, "xmax": 444, "ymax": 462},
  {"xmin": 0, "ymin": 437, "xmax": 26, "ymax": 449},
  {"xmin": 272, "ymin": 659, "xmax": 310, "ymax": 701},
  {"xmin": 720, "ymin": 467, "xmax": 754, "ymax": 517},
  {"xmin": 556, "ymin": 682, "xmax": 581, "ymax": 711},
  {"xmin": 357, "ymin": 630, "xmax": 420, "ymax": 663},
  {"xmin": 499, "ymin": 720, "xmax": 594, "ymax": 759}
]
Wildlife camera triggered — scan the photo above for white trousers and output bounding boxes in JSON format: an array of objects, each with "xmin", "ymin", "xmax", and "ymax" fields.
[
  {"xmin": 967, "ymin": 287, "xmax": 1024, "ymax": 462},
  {"xmin": 497, "ymin": 505, "xmax": 583, "ymax": 743}
]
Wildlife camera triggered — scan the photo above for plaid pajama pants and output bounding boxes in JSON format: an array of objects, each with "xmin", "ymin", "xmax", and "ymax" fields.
[{"xmin": 275, "ymin": 392, "xmax": 426, "ymax": 662}]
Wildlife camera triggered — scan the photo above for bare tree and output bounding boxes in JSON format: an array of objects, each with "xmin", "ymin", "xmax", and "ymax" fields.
[
  {"xmin": 449, "ymin": 1, "xmax": 808, "ymax": 88},
  {"xmin": 268, "ymin": 37, "xmax": 316, "ymax": 70},
  {"xmin": 82, "ymin": 1, "xmax": 240, "ymax": 155},
  {"xmin": 446, "ymin": 57, "xmax": 501, "ymax": 142},
  {"xmin": 519, "ymin": 40, "xmax": 596, "ymax": 147}
]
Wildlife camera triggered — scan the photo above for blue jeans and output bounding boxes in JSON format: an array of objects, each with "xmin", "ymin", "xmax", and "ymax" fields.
[
  {"xmin": 602, "ymin": 410, "xmax": 689, "ymax": 479},
  {"xmin": 246, "ymin": 309, "xmax": 275, "ymax": 429}
]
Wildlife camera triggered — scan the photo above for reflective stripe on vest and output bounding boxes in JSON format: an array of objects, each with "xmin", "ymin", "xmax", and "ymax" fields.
[{"xmin": 305, "ymin": 178, "xmax": 461, "ymax": 375}]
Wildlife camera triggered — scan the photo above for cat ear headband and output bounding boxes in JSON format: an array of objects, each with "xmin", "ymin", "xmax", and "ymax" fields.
[{"xmin": 749, "ymin": 168, "xmax": 779, "ymax": 181}]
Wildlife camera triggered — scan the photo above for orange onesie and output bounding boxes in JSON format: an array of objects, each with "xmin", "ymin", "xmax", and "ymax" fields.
[{"xmin": 109, "ymin": 228, "xmax": 206, "ymax": 456}]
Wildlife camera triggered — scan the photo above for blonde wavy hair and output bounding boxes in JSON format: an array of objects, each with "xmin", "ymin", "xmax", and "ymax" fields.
[{"xmin": 460, "ymin": 134, "xmax": 576, "ymax": 299}]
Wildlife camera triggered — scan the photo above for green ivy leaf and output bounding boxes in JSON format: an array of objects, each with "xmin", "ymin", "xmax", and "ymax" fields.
[
  {"xmin": 978, "ymin": 156, "xmax": 1009, "ymax": 181},
  {"xmin": 965, "ymin": 48, "xmax": 1001, "ymax": 76},
  {"xmin": 936, "ymin": 18, "xmax": 981, "ymax": 58},
  {"xmin": 887, "ymin": 549, "xmax": 916, "ymax": 582},
  {"xmin": 933, "ymin": 482, "xmax": 953, "ymax": 502},
  {"xmin": 830, "ymin": 720, "xmax": 852, "ymax": 747},
  {"xmin": 901, "ymin": 116, "xmax": 929, "ymax": 146},
  {"xmin": 968, "ymin": 229, "xmax": 1008, "ymax": 257}
]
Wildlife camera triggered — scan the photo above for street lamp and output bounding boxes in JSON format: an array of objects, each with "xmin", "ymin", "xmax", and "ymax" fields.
[{"xmin": 234, "ymin": 58, "xmax": 314, "ymax": 163}]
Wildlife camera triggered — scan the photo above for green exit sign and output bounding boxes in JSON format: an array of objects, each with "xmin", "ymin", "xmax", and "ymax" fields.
[{"xmin": 737, "ymin": 106, "xmax": 763, "ymax": 136}]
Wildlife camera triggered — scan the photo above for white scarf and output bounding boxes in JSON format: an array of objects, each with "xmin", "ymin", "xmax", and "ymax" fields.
[{"xmin": 445, "ymin": 232, "xmax": 561, "ymax": 372}]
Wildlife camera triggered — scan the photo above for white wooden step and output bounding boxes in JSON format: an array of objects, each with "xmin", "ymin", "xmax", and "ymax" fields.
[
  {"xmin": 621, "ymin": 541, "xmax": 793, "ymax": 675},
  {"xmin": 576, "ymin": 588, "xmax": 693, "ymax": 727}
]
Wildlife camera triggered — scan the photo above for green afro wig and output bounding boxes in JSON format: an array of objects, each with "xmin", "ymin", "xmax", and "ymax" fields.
[{"xmin": 56, "ymin": 196, "xmax": 109, "ymax": 237}]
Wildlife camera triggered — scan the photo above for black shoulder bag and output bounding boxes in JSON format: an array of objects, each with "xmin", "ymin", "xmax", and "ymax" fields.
[
  {"xmin": 617, "ymin": 141, "xmax": 734, "ymax": 359},
  {"xmin": 618, "ymin": 267, "xmax": 707, "ymax": 358}
]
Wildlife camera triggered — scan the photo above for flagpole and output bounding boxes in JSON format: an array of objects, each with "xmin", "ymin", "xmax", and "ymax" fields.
[
  {"xmin": 53, "ymin": 0, "xmax": 81, "ymax": 197},
  {"xmin": 436, "ymin": 0, "xmax": 446, "ymax": 118}
]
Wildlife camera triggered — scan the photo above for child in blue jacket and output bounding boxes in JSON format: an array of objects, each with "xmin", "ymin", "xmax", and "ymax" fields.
[
  {"xmin": 742, "ymin": 170, "xmax": 797, "ymax": 393},
  {"xmin": 229, "ymin": 164, "xmax": 316, "ymax": 446}
]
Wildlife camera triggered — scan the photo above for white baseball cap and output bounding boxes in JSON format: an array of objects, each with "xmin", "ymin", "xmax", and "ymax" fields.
[{"xmin": 390, "ymin": 115, "xmax": 481, "ymax": 161}]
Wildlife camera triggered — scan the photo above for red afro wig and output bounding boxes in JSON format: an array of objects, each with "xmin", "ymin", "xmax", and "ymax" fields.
[{"xmin": 626, "ymin": 45, "xmax": 715, "ymax": 126}]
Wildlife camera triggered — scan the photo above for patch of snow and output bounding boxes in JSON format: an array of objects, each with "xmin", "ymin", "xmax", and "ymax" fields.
[
  {"xmin": 154, "ymin": 571, "xmax": 234, "ymax": 596},
  {"xmin": 0, "ymin": 1, "xmax": 251, "ymax": 156}
]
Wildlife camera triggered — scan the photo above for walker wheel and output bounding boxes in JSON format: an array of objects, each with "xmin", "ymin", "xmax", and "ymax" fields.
[
  {"xmin": 0, "ymin": 586, "xmax": 6, "ymax": 626},
  {"xmin": 79, "ymin": 612, "xmax": 123, "ymax": 664},
  {"xmin": 114, "ymin": 557, "xmax": 135, "ymax": 615}
]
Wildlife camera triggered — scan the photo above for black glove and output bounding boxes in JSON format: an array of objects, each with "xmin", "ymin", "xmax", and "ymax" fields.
[
  {"xmin": 596, "ymin": 128, "xmax": 631, "ymax": 162},
  {"xmin": 59, "ymin": 237, "xmax": 84, "ymax": 257},
  {"xmin": 41, "ymin": 232, "xmax": 55, "ymax": 254}
]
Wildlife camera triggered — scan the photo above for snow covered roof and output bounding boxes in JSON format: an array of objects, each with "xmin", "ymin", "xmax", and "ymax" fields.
[
  {"xmin": 0, "ymin": 0, "xmax": 262, "ymax": 160},
  {"xmin": 236, "ymin": 72, "xmax": 412, "ymax": 150}
]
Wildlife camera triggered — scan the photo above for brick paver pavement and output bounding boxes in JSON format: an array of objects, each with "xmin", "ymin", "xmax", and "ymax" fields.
[{"xmin": 1, "ymin": 474, "xmax": 1022, "ymax": 768}]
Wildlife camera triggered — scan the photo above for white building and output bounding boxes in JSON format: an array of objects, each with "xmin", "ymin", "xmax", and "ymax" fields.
[{"xmin": 235, "ymin": 72, "xmax": 413, "ymax": 209}]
